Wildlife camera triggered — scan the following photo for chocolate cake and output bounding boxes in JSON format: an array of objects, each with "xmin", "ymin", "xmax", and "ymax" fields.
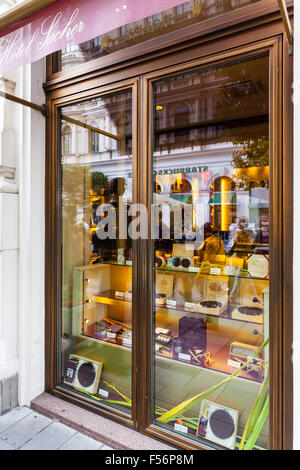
[
  {"xmin": 238, "ymin": 306, "xmax": 263, "ymax": 317},
  {"xmin": 200, "ymin": 300, "xmax": 223, "ymax": 309},
  {"xmin": 156, "ymin": 293, "xmax": 167, "ymax": 299}
]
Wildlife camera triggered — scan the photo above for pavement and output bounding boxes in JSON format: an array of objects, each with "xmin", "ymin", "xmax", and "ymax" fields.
[{"xmin": 0, "ymin": 407, "xmax": 113, "ymax": 450}]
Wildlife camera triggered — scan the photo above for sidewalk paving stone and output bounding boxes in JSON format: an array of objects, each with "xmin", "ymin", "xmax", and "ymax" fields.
[
  {"xmin": 0, "ymin": 411, "xmax": 52, "ymax": 448},
  {"xmin": 20, "ymin": 421, "xmax": 77, "ymax": 450},
  {"xmin": 0, "ymin": 407, "xmax": 33, "ymax": 433},
  {"xmin": 0, "ymin": 407, "xmax": 115, "ymax": 450},
  {"xmin": 59, "ymin": 432, "xmax": 104, "ymax": 450},
  {"xmin": 0, "ymin": 438, "xmax": 16, "ymax": 450}
]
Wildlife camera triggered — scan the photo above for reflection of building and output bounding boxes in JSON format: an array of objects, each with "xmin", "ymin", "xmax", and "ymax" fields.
[
  {"xmin": 60, "ymin": 0, "xmax": 261, "ymax": 68},
  {"xmin": 62, "ymin": 58, "xmax": 269, "ymax": 235}
]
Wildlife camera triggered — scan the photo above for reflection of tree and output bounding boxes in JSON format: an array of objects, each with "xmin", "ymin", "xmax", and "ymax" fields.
[
  {"xmin": 62, "ymin": 165, "xmax": 89, "ymax": 224},
  {"xmin": 92, "ymin": 171, "xmax": 109, "ymax": 194},
  {"xmin": 231, "ymin": 137, "xmax": 269, "ymax": 190},
  {"xmin": 62, "ymin": 166, "xmax": 109, "ymax": 224}
]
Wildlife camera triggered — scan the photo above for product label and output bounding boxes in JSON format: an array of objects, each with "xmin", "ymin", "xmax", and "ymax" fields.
[
  {"xmin": 166, "ymin": 299, "xmax": 177, "ymax": 307},
  {"xmin": 178, "ymin": 353, "xmax": 191, "ymax": 362},
  {"xmin": 126, "ymin": 260, "xmax": 132, "ymax": 266},
  {"xmin": 210, "ymin": 268, "xmax": 221, "ymax": 275},
  {"xmin": 107, "ymin": 332, "xmax": 116, "ymax": 339},
  {"xmin": 123, "ymin": 337, "xmax": 132, "ymax": 346},
  {"xmin": 227, "ymin": 359, "xmax": 241, "ymax": 369},
  {"xmin": 115, "ymin": 291, "xmax": 124, "ymax": 298},
  {"xmin": 184, "ymin": 302, "xmax": 197, "ymax": 311},
  {"xmin": 174, "ymin": 423, "xmax": 188, "ymax": 434},
  {"xmin": 98, "ymin": 389, "xmax": 109, "ymax": 398},
  {"xmin": 188, "ymin": 267, "xmax": 200, "ymax": 273},
  {"xmin": 155, "ymin": 327, "xmax": 170, "ymax": 335}
]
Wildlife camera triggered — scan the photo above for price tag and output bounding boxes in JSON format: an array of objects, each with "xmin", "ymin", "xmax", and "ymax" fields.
[
  {"xmin": 126, "ymin": 260, "xmax": 132, "ymax": 266},
  {"xmin": 210, "ymin": 267, "xmax": 221, "ymax": 275},
  {"xmin": 188, "ymin": 266, "xmax": 199, "ymax": 273},
  {"xmin": 184, "ymin": 302, "xmax": 197, "ymax": 311},
  {"xmin": 155, "ymin": 344, "xmax": 160, "ymax": 351},
  {"xmin": 174, "ymin": 423, "xmax": 188, "ymax": 434},
  {"xmin": 115, "ymin": 291, "xmax": 124, "ymax": 298},
  {"xmin": 166, "ymin": 299, "xmax": 177, "ymax": 308},
  {"xmin": 123, "ymin": 337, "xmax": 132, "ymax": 346},
  {"xmin": 178, "ymin": 353, "xmax": 191, "ymax": 362},
  {"xmin": 98, "ymin": 389, "xmax": 109, "ymax": 398},
  {"xmin": 107, "ymin": 332, "xmax": 116, "ymax": 339},
  {"xmin": 227, "ymin": 359, "xmax": 241, "ymax": 369}
]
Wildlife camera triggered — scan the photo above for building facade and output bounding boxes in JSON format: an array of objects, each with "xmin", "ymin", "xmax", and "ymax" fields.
[{"xmin": 0, "ymin": 0, "xmax": 298, "ymax": 450}]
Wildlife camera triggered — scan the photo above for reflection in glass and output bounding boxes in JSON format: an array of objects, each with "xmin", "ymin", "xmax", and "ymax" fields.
[
  {"xmin": 53, "ymin": 0, "xmax": 263, "ymax": 72},
  {"xmin": 59, "ymin": 90, "xmax": 133, "ymax": 414},
  {"xmin": 152, "ymin": 55, "xmax": 270, "ymax": 450}
]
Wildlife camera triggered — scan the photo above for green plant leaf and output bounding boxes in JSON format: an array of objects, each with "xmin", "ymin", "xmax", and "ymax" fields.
[
  {"xmin": 157, "ymin": 338, "xmax": 269, "ymax": 424},
  {"xmin": 239, "ymin": 371, "xmax": 269, "ymax": 450},
  {"xmin": 242, "ymin": 396, "xmax": 269, "ymax": 450}
]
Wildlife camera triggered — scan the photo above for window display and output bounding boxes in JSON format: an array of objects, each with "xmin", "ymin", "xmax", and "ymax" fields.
[
  {"xmin": 52, "ymin": 27, "xmax": 285, "ymax": 448},
  {"xmin": 59, "ymin": 88, "xmax": 134, "ymax": 414},
  {"xmin": 152, "ymin": 55, "xmax": 270, "ymax": 450}
]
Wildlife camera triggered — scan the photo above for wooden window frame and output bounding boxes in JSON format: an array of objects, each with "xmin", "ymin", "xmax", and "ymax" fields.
[{"xmin": 45, "ymin": 4, "xmax": 293, "ymax": 450}]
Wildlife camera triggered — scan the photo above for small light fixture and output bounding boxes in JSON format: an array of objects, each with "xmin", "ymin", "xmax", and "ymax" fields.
[
  {"xmin": 116, "ymin": 7, "xmax": 120, "ymax": 13},
  {"xmin": 122, "ymin": 4, "xmax": 127, "ymax": 9}
]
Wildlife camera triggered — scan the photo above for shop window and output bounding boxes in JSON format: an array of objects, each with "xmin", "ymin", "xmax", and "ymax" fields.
[
  {"xmin": 62, "ymin": 126, "xmax": 72, "ymax": 155},
  {"xmin": 90, "ymin": 122, "xmax": 100, "ymax": 153},
  {"xmin": 52, "ymin": 0, "xmax": 264, "ymax": 73}
]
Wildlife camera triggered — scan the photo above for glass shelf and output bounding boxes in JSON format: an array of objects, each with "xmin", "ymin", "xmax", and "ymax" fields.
[
  {"xmin": 79, "ymin": 328, "xmax": 264, "ymax": 385},
  {"xmin": 156, "ymin": 265, "xmax": 269, "ymax": 282},
  {"xmin": 91, "ymin": 289, "xmax": 265, "ymax": 327}
]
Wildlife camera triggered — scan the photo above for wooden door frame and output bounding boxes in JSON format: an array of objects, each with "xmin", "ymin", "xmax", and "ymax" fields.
[
  {"xmin": 139, "ymin": 36, "xmax": 287, "ymax": 450},
  {"xmin": 45, "ymin": 77, "xmax": 140, "ymax": 428},
  {"xmin": 45, "ymin": 16, "xmax": 293, "ymax": 450}
]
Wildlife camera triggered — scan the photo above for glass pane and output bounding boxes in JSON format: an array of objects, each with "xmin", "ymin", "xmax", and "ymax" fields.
[
  {"xmin": 152, "ymin": 55, "xmax": 270, "ymax": 450},
  {"xmin": 53, "ymin": 0, "xmax": 263, "ymax": 72},
  {"xmin": 59, "ymin": 89, "xmax": 134, "ymax": 415}
]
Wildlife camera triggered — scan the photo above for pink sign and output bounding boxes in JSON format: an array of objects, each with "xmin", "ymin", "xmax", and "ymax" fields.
[{"xmin": 0, "ymin": 0, "xmax": 187, "ymax": 74}]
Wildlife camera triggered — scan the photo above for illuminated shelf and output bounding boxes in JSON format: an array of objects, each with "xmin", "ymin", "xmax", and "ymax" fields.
[
  {"xmin": 79, "ymin": 333, "xmax": 131, "ymax": 351},
  {"xmin": 91, "ymin": 289, "xmax": 265, "ymax": 327},
  {"xmin": 92, "ymin": 289, "xmax": 132, "ymax": 306},
  {"xmin": 78, "ymin": 332, "xmax": 263, "ymax": 384},
  {"xmin": 156, "ymin": 265, "xmax": 269, "ymax": 281}
]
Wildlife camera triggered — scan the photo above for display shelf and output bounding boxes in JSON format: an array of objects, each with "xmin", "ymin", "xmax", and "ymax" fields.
[
  {"xmin": 79, "ymin": 259, "xmax": 268, "ymax": 282},
  {"xmin": 78, "ymin": 332, "xmax": 131, "ymax": 351},
  {"xmin": 92, "ymin": 289, "xmax": 132, "ymax": 306},
  {"xmin": 155, "ymin": 340, "xmax": 264, "ymax": 384},
  {"xmin": 91, "ymin": 288, "xmax": 265, "ymax": 327},
  {"xmin": 78, "ymin": 329, "xmax": 263, "ymax": 384},
  {"xmin": 156, "ymin": 265, "xmax": 269, "ymax": 281},
  {"xmin": 155, "ymin": 302, "xmax": 265, "ymax": 327},
  {"xmin": 89, "ymin": 260, "xmax": 133, "ymax": 268}
]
